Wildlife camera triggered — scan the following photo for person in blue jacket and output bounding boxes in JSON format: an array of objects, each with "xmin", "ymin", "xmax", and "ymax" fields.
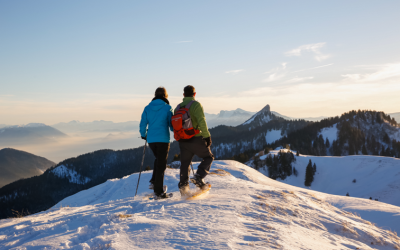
[{"xmin": 140, "ymin": 87, "xmax": 174, "ymax": 199}]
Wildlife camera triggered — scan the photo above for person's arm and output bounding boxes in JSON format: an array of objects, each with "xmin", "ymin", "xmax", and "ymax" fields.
[
  {"xmin": 168, "ymin": 107, "xmax": 174, "ymax": 132},
  {"xmin": 192, "ymin": 102, "xmax": 210, "ymax": 138},
  {"xmin": 139, "ymin": 108, "xmax": 148, "ymax": 139}
]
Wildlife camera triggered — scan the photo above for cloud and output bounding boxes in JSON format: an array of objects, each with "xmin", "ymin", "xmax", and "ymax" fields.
[
  {"xmin": 342, "ymin": 63, "xmax": 400, "ymax": 82},
  {"xmin": 292, "ymin": 63, "xmax": 334, "ymax": 73},
  {"xmin": 263, "ymin": 63, "xmax": 287, "ymax": 82},
  {"xmin": 285, "ymin": 76, "xmax": 314, "ymax": 83},
  {"xmin": 225, "ymin": 69, "xmax": 244, "ymax": 75},
  {"xmin": 285, "ymin": 43, "xmax": 330, "ymax": 61},
  {"xmin": 264, "ymin": 73, "xmax": 285, "ymax": 82},
  {"xmin": 177, "ymin": 40, "xmax": 193, "ymax": 43}
]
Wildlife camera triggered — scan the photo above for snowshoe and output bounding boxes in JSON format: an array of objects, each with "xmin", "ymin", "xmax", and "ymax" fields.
[
  {"xmin": 153, "ymin": 192, "xmax": 173, "ymax": 200},
  {"xmin": 186, "ymin": 183, "xmax": 211, "ymax": 200},
  {"xmin": 190, "ymin": 174, "xmax": 209, "ymax": 190},
  {"xmin": 178, "ymin": 182, "xmax": 190, "ymax": 196}
]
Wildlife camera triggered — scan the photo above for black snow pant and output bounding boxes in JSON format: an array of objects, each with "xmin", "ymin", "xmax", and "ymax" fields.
[
  {"xmin": 179, "ymin": 137, "xmax": 214, "ymax": 185},
  {"xmin": 148, "ymin": 142, "xmax": 170, "ymax": 195}
]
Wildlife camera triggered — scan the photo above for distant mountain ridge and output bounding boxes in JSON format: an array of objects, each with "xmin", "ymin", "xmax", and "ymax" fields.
[
  {"xmin": 205, "ymin": 108, "xmax": 326, "ymax": 128},
  {"xmin": 52, "ymin": 120, "xmax": 139, "ymax": 134},
  {"xmin": 270, "ymin": 110, "xmax": 400, "ymax": 158},
  {"xmin": 205, "ymin": 109, "xmax": 256, "ymax": 128},
  {"xmin": 390, "ymin": 112, "xmax": 400, "ymax": 123},
  {"xmin": 0, "ymin": 148, "xmax": 55, "ymax": 188},
  {"xmin": 0, "ymin": 124, "xmax": 67, "ymax": 146}
]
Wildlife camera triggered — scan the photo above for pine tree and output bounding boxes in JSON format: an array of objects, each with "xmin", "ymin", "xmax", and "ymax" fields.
[
  {"xmin": 348, "ymin": 143, "xmax": 355, "ymax": 155},
  {"xmin": 313, "ymin": 163, "xmax": 317, "ymax": 174},
  {"xmin": 362, "ymin": 144, "xmax": 368, "ymax": 155},
  {"xmin": 296, "ymin": 151, "xmax": 300, "ymax": 156},
  {"xmin": 293, "ymin": 167, "xmax": 298, "ymax": 177},
  {"xmin": 304, "ymin": 159, "xmax": 314, "ymax": 186},
  {"xmin": 325, "ymin": 138, "xmax": 330, "ymax": 148}
]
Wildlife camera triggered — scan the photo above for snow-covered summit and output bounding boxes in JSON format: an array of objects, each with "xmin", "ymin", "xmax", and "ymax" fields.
[
  {"xmin": 241, "ymin": 104, "xmax": 275, "ymax": 128},
  {"xmin": 1, "ymin": 161, "xmax": 400, "ymax": 249}
]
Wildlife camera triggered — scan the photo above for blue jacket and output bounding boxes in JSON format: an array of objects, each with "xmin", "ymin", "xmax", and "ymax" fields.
[{"xmin": 139, "ymin": 98, "xmax": 173, "ymax": 143}]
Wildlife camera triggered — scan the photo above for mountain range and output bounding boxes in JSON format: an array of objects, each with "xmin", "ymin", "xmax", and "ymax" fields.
[
  {"xmin": 52, "ymin": 120, "xmax": 139, "ymax": 134},
  {"xmin": 1, "ymin": 105, "xmax": 399, "ymax": 221},
  {"xmin": 0, "ymin": 148, "xmax": 55, "ymax": 188},
  {"xmin": 390, "ymin": 112, "xmax": 400, "ymax": 123},
  {"xmin": 0, "ymin": 123, "xmax": 66, "ymax": 146},
  {"xmin": 1, "ymin": 161, "xmax": 400, "ymax": 249}
]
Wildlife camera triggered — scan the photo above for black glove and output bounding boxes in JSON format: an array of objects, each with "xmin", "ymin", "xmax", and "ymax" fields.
[
  {"xmin": 204, "ymin": 136, "xmax": 212, "ymax": 147},
  {"xmin": 141, "ymin": 136, "xmax": 147, "ymax": 140}
]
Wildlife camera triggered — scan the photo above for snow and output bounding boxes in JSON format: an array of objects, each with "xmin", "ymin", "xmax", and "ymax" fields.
[
  {"xmin": 265, "ymin": 129, "xmax": 282, "ymax": 144},
  {"xmin": 319, "ymin": 123, "xmax": 338, "ymax": 143},
  {"xmin": 243, "ymin": 114, "xmax": 256, "ymax": 125},
  {"xmin": 23, "ymin": 123, "xmax": 47, "ymax": 128},
  {"xmin": 243, "ymin": 114, "xmax": 272, "ymax": 126},
  {"xmin": 51, "ymin": 165, "xmax": 91, "ymax": 184},
  {"xmin": 259, "ymin": 150, "xmax": 400, "ymax": 207},
  {"xmin": 3, "ymin": 123, "xmax": 47, "ymax": 129},
  {"xmin": 1, "ymin": 161, "xmax": 400, "ymax": 249}
]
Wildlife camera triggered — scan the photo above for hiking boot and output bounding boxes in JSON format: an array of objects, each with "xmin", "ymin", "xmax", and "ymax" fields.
[
  {"xmin": 190, "ymin": 174, "xmax": 209, "ymax": 190},
  {"xmin": 154, "ymin": 192, "xmax": 173, "ymax": 200},
  {"xmin": 178, "ymin": 182, "xmax": 190, "ymax": 196}
]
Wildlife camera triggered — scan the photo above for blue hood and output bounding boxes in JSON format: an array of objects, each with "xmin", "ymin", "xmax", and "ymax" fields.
[{"xmin": 139, "ymin": 99, "xmax": 174, "ymax": 143}]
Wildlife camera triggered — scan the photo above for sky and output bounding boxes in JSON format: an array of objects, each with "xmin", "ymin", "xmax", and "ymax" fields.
[{"xmin": 1, "ymin": 0, "xmax": 400, "ymax": 125}]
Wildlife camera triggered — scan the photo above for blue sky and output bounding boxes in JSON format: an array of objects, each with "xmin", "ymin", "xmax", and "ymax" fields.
[{"xmin": 1, "ymin": 1, "xmax": 400, "ymax": 124}]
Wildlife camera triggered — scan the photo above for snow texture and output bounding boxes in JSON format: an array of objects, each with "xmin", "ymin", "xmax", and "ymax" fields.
[
  {"xmin": 51, "ymin": 165, "xmax": 91, "ymax": 184},
  {"xmin": 1, "ymin": 161, "xmax": 400, "ymax": 249},
  {"xmin": 265, "ymin": 129, "xmax": 283, "ymax": 144},
  {"xmin": 318, "ymin": 123, "xmax": 338, "ymax": 143}
]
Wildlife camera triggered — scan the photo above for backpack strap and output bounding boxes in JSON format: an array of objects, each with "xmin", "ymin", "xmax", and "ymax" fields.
[
  {"xmin": 176, "ymin": 100, "xmax": 197, "ymax": 110},
  {"xmin": 185, "ymin": 100, "xmax": 197, "ymax": 110}
]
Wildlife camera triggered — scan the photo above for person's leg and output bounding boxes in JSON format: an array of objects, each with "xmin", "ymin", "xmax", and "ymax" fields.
[
  {"xmin": 179, "ymin": 141, "xmax": 195, "ymax": 185},
  {"xmin": 192, "ymin": 137, "xmax": 214, "ymax": 178},
  {"xmin": 154, "ymin": 143, "xmax": 170, "ymax": 195},
  {"xmin": 148, "ymin": 143, "xmax": 157, "ymax": 185},
  {"xmin": 150, "ymin": 154, "xmax": 157, "ymax": 185}
]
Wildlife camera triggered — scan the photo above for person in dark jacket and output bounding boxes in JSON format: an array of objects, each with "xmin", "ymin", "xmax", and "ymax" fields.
[
  {"xmin": 175, "ymin": 85, "xmax": 214, "ymax": 195},
  {"xmin": 139, "ymin": 87, "xmax": 173, "ymax": 198}
]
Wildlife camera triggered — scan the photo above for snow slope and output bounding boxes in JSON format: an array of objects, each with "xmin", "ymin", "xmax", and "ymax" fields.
[
  {"xmin": 259, "ymin": 150, "xmax": 400, "ymax": 207},
  {"xmin": 1, "ymin": 161, "xmax": 400, "ymax": 249},
  {"xmin": 265, "ymin": 129, "xmax": 283, "ymax": 144},
  {"xmin": 51, "ymin": 165, "xmax": 91, "ymax": 184},
  {"xmin": 319, "ymin": 123, "xmax": 338, "ymax": 143}
]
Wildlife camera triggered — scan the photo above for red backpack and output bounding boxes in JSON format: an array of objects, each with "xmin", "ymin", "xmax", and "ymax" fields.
[{"xmin": 171, "ymin": 100, "xmax": 200, "ymax": 141}]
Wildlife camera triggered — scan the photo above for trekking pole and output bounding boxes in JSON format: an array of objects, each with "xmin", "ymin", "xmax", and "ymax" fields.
[
  {"xmin": 190, "ymin": 162, "xmax": 195, "ymax": 177},
  {"xmin": 135, "ymin": 140, "xmax": 147, "ymax": 197}
]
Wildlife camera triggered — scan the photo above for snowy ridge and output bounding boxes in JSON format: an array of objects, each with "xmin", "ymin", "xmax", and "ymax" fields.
[
  {"xmin": 212, "ymin": 130, "xmax": 284, "ymax": 158},
  {"xmin": 318, "ymin": 123, "xmax": 339, "ymax": 144},
  {"xmin": 1, "ymin": 161, "xmax": 400, "ymax": 249},
  {"xmin": 243, "ymin": 113, "xmax": 272, "ymax": 126},
  {"xmin": 256, "ymin": 149, "xmax": 400, "ymax": 207},
  {"xmin": 3, "ymin": 123, "xmax": 47, "ymax": 128},
  {"xmin": 51, "ymin": 165, "xmax": 91, "ymax": 184},
  {"xmin": 241, "ymin": 104, "xmax": 274, "ymax": 129}
]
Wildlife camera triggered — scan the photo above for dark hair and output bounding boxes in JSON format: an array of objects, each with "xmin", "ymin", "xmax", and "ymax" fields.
[
  {"xmin": 184, "ymin": 85, "xmax": 195, "ymax": 97},
  {"xmin": 155, "ymin": 87, "xmax": 168, "ymax": 98}
]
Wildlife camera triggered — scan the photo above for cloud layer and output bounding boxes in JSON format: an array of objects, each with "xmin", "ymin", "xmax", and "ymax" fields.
[{"xmin": 285, "ymin": 43, "xmax": 331, "ymax": 61}]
